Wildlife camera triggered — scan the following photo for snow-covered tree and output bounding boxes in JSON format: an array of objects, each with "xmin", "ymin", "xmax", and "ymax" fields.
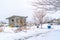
[
  {"xmin": 33, "ymin": 10, "xmax": 46, "ymax": 28},
  {"xmin": 32, "ymin": 0, "xmax": 60, "ymax": 28},
  {"xmin": 32, "ymin": 0, "xmax": 60, "ymax": 11}
]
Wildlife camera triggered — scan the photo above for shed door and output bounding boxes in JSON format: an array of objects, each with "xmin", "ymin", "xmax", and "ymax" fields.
[{"xmin": 20, "ymin": 19, "xmax": 23, "ymax": 26}]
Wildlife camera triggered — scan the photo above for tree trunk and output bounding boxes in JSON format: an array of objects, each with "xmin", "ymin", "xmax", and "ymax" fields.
[{"xmin": 41, "ymin": 24, "xmax": 42, "ymax": 29}]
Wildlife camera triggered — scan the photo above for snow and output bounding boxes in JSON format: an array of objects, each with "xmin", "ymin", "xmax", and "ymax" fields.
[
  {"xmin": 27, "ymin": 29, "xmax": 60, "ymax": 40},
  {"xmin": 4, "ymin": 27, "xmax": 17, "ymax": 33},
  {"xmin": 0, "ymin": 24, "xmax": 60, "ymax": 40}
]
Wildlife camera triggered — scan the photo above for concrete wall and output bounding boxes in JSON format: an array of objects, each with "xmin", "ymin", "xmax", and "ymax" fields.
[{"xmin": 8, "ymin": 17, "xmax": 26, "ymax": 27}]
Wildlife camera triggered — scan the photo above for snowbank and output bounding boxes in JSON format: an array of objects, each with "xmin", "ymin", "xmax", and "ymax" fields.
[{"xmin": 0, "ymin": 24, "xmax": 60, "ymax": 40}]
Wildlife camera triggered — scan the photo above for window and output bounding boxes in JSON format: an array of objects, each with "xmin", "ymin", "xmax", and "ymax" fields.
[{"xmin": 12, "ymin": 19, "xmax": 14, "ymax": 22}]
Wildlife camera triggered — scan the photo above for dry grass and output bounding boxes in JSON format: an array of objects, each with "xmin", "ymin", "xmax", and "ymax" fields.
[
  {"xmin": 0, "ymin": 28, "xmax": 3, "ymax": 32},
  {"xmin": 14, "ymin": 26, "xmax": 30, "ymax": 33}
]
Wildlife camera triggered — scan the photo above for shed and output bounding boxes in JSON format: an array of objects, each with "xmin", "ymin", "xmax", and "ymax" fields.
[{"xmin": 6, "ymin": 15, "xmax": 27, "ymax": 27}]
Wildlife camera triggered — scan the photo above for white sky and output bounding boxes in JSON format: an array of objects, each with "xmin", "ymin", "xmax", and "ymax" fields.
[
  {"xmin": 0, "ymin": 0, "xmax": 33, "ymax": 22},
  {"xmin": 0, "ymin": 0, "xmax": 60, "ymax": 22}
]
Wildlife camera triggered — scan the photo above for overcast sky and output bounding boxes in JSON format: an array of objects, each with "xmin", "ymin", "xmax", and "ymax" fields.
[
  {"xmin": 0, "ymin": 0, "xmax": 33, "ymax": 22},
  {"xmin": 0, "ymin": 0, "xmax": 60, "ymax": 22}
]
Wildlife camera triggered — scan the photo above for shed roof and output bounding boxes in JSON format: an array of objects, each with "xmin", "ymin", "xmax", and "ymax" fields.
[{"xmin": 6, "ymin": 15, "xmax": 28, "ymax": 19}]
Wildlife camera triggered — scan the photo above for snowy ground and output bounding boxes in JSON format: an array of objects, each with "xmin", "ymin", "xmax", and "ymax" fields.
[{"xmin": 0, "ymin": 24, "xmax": 60, "ymax": 40}]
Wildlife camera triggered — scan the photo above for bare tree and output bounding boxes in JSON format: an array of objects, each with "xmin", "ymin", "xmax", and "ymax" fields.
[
  {"xmin": 32, "ymin": 0, "xmax": 60, "ymax": 29},
  {"xmin": 32, "ymin": 0, "xmax": 60, "ymax": 11},
  {"xmin": 33, "ymin": 10, "xmax": 46, "ymax": 28}
]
